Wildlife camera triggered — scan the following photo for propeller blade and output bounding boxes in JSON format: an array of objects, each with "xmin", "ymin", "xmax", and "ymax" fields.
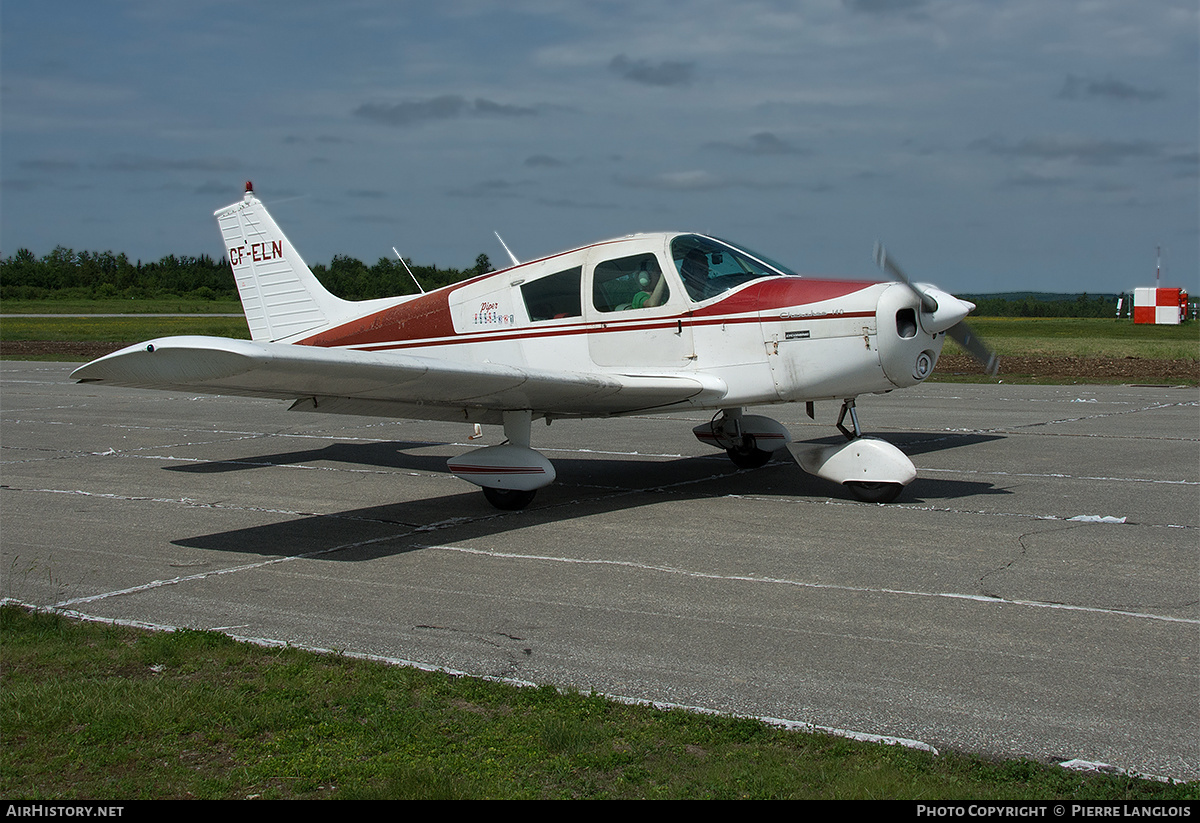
[
  {"xmin": 874, "ymin": 241, "xmax": 999, "ymax": 376},
  {"xmin": 874, "ymin": 241, "xmax": 937, "ymax": 313},
  {"xmin": 947, "ymin": 321, "xmax": 1000, "ymax": 376}
]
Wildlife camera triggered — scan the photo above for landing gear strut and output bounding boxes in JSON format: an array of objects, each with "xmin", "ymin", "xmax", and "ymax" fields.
[{"xmin": 836, "ymin": 398, "xmax": 863, "ymax": 440}]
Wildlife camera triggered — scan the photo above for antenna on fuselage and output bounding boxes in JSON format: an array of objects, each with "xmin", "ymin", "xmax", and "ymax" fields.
[
  {"xmin": 494, "ymin": 232, "xmax": 520, "ymax": 267},
  {"xmin": 392, "ymin": 247, "xmax": 426, "ymax": 295}
]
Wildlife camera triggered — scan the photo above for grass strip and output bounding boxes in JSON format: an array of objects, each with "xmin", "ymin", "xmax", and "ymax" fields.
[
  {"xmin": 944, "ymin": 318, "xmax": 1198, "ymax": 361},
  {"xmin": 1, "ymin": 299, "xmax": 244, "ymax": 315},
  {"xmin": 0, "ymin": 315, "xmax": 251, "ymax": 343},
  {"xmin": 2, "ymin": 605, "xmax": 1194, "ymax": 800}
]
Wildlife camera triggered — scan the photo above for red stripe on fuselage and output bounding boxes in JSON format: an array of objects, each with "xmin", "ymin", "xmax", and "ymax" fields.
[
  {"xmin": 343, "ymin": 309, "xmax": 877, "ymax": 354},
  {"xmin": 298, "ymin": 290, "xmax": 457, "ymax": 348},
  {"xmin": 297, "ymin": 275, "xmax": 880, "ymax": 351}
]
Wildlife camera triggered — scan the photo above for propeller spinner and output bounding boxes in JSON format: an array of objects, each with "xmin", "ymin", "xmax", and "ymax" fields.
[{"xmin": 874, "ymin": 242, "xmax": 999, "ymax": 377}]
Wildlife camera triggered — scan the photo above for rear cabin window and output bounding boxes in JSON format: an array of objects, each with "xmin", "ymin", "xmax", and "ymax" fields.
[
  {"xmin": 521, "ymin": 266, "xmax": 582, "ymax": 322},
  {"xmin": 592, "ymin": 254, "xmax": 670, "ymax": 313}
]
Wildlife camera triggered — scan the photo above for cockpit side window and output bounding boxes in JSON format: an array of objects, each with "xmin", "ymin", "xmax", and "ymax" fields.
[
  {"xmin": 671, "ymin": 235, "xmax": 796, "ymax": 302},
  {"xmin": 521, "ymin": 266, "xmax": 582, "ymax": 322},
  {"xmin": 592, "ymin": 254, "xmax": 670, "ymax": 313}
]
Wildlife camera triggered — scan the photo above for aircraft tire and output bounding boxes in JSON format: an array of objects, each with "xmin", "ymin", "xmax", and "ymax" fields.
[
  {"xmin": 844, "ymin": 481, "xmax": 903, "ymax": 504},
  {"xmin": 482, "ymin": 487, "xmax": 537, "ymax": 510},
  {"xmin": 726, "ymin": 438, "xmax": 772, "ymax": 469}
]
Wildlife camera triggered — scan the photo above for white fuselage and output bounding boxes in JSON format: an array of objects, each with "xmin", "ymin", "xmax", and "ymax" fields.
[{"xmin": 290, "ymin": 232, "xmax": 945, "ymax": 417}]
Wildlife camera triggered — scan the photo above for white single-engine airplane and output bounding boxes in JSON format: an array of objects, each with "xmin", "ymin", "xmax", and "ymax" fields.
[{"xmin": 73, "ymin": 183, "xmax": 997, "ymax": 509}]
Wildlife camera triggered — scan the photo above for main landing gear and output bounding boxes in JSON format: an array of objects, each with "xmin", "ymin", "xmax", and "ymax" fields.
[
  {"xmin": 481, "ymin": 487, "xmax": 538, "ymax": 510},
  {"xmin": 692, "ymin": 409, "xmax": 793, "ymax": 469},
  {"xmin": 727, "ymin": 440, "xmax": 772, "ymax": 469},
  {"xmin": 446, "ymin": 410, "xmax": 555, "ymax": 511}
]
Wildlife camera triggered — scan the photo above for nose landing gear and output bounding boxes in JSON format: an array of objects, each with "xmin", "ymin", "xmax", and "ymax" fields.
[{"xmin": 789, "ymin": 398, "xmax": 913, "ymax": 504}]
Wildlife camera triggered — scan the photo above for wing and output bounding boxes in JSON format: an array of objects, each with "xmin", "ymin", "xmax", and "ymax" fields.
[{"xmin": 71, "ymin": 336, "xmax": 727, "ymax": 424}]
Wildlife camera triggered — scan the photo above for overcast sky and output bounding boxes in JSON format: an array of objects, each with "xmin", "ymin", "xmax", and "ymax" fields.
[{"xmin": 2, "ymin": 0, "xmax": 1196, "ymax": 295}]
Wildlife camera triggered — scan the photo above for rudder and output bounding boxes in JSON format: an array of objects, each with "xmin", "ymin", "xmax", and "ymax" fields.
[{"xmin": 215, "ymin": 182, "xmax": 350, "ymax": 342}]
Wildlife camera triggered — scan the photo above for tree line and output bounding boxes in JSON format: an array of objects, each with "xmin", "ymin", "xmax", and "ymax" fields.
[
  {"xmin": 962, "ymin": 293, "xmax": 1126, "ymax": 318},
  {"xmin": 0, "ymin": 247, "xmax": 493, "ymax": 302},
  {"xmin": 2, "ymin": 247, "xmax": 1132, "ymax": 318}
]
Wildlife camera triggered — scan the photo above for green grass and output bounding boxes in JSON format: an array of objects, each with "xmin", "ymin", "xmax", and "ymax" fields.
[
  {"xmin": 1, "ymin": 298, "xmax": 243, "ymax": 314},
  {"xmin": 0, "ymin": 315, "xmax": 251, "ymax": 342},
  {"xmin": 1, "ymin": 606, "xmax": 1194, "ymax": 800},
  {"xmin": 946, "ymin": 318, "xmax": 1199, "ymax": 361}
]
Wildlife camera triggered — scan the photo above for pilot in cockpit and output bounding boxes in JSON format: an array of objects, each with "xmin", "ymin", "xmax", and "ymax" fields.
[{"xmin": 631, "ymin": 259, "xmax": 668, "ymax": 309}]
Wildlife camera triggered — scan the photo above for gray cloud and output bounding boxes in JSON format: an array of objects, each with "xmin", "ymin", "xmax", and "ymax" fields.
[
  {"xmin": 354, "ymin": 96, "xmax": 538, "ymax": 127},
  {"xmin": 95, "ymin": 155, "xmax": 242, "ymax": 173},
  {"xmin": 534, "ymin": 197, "xmax": 617, "ymax": 211},
  {"xmin": 705, "ymin": 132, "xmax": 807, "ymax": 156},
  {"xmin": 843, "ymin": 0, "xmax": 928, "ymax": 14},
  {"xmin": 446, "ymin": 178, "xmax": 533, "ymax": 199},
  {"xmin": 472, "ymin": 99, "xmax": 539, "ymax": 118},
  {"xmin": 616, "ymin": 170, "xmax": 725, "ymax": 191},
  {"xmin": 1058, "ymin": 74, "xmax": 1165, "ymax": 103},
  {"xmin": 353, "ymin": 213, "xmax": 401, "ymax": 224},
  {"xmin": 971, "ymin": 136, "xmax": 1165, "ymax": 166},
  {"xmin": 525, "ymin": 154, "xmax": 565, "ymax": 168},
  {"xmin": 194, "ymin": 180, "xmax": 233, "ymax": 195},
  {"xmin": 1168, "ymin": 151, "xmax": 1199, "ymax": 178},
  {"xmin": 1001, "ymin": 173, "xmax": 1075, "ymax": 189},
  {"xmin": 283, "ymin": 135, "xmax": 350, "ymax": 145},
  {"xmin": 615, "ymin": 169, "xmax": 785, "ymax": 191},
  {"xmin": 20, "ymin": 159, "xmax": 79, "ymax": 172},
  {"xmin": 609, "ymin": 55, "xmax": 695, "ymax": 87},
  {"xmin": 1, "ymin": 179, "xmax": 39, "ymax": 192}
]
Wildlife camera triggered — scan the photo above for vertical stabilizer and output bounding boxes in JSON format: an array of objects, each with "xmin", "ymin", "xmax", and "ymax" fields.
[{"xmin": 215, "ymin": 183, "xmax": 350, "ymax": 342}]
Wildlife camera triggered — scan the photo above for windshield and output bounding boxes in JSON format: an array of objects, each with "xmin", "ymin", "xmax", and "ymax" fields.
[{"xmin": 671, "ymin": 235, "xmax": 798, "ymax": 302}]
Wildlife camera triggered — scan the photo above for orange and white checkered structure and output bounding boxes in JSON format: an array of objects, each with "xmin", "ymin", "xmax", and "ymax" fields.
[{"xmin": 1133, "ymin": 287, "xmax": 1187, "ymax": 325}]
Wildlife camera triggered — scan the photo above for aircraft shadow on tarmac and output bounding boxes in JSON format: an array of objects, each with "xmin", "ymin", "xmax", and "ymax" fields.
[
  {"xmin": 168, "ymin": 432, "xmax": 1009, "ymax": 560},
  {"xmin": 165, "ymin": 440, "xmax": 453, "ymax": 475}
]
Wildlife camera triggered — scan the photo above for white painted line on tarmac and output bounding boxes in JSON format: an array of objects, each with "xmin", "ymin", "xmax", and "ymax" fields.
[{"xmin": 416, "ymin": 544, "xmax": 1199, "ymax": 627}]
